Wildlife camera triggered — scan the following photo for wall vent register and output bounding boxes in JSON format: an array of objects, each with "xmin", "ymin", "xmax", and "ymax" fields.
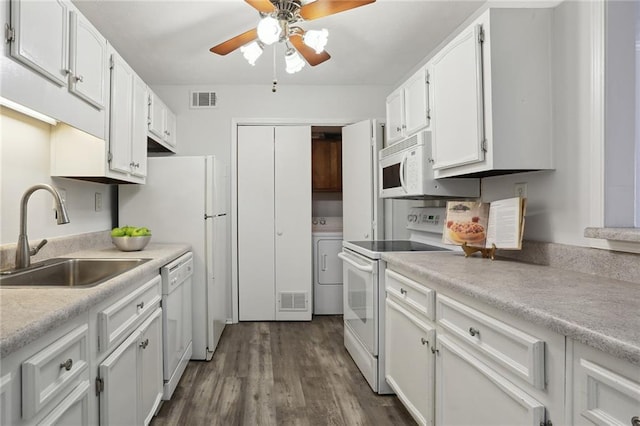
[{"xmin": 190, "ymin": 91, "xmax": 217, "ymax": 109}]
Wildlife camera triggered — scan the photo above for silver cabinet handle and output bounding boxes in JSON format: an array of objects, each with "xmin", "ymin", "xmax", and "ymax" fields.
[
  {"xmin": 431, "ymin": 347, "xmax": 439, "ymax": 355},
  {"xmin": 74, "ymin": 75, "xmax": 84, "ymax": 82},
  {"xmin": 59, "ymin": 359, "xmax": 73, "ymax": 371},
  {"xmin": 322, "ymin": 254, "xmax": 327, "ymax": 271},
  {"xmin": 420, "ymin": 338, "xmax": 428, "ymax": 346},
  {"xmin": 139, "ymin": 338, "xmax": 149, "ymax": 349},
  {"xmin": 631, "ymin": 416, "xmax": 640, "ymax": 426},
  {"xmin": 400, "ymin": 288, "xmax": 407, "ymax": 295},
  {"xmin": 137, "ymin": 301, "xmax": 144, "ymax": 310},
  {"xmin": 469, "ymin": 327, "xmax": 480, "ymax": 337}
]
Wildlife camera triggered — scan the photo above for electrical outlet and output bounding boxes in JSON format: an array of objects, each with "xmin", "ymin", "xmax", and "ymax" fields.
[
  {"xmin": 95, "ymin": 192, "xmax": 103, "ymax": 212},
  {"xmin": 514, "ymin": 182, "xmax": 527, "ymax": 198}
]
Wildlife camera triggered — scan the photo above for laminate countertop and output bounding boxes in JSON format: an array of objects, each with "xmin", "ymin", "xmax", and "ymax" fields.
[
  {"xmin": 382, "ymin": 251, "xmax": 640, "ymax": 366},
  {"xmin": 0, "ymin": 243, "xmax": 190, "ymax": 358}
]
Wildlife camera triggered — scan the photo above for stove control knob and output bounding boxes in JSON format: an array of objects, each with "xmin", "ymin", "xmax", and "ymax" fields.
[
  {"xmin": 312, "ymin": 219, "xmax": 318, "ymax": 225},
  {"xmin": 320, "ymin": 218, "xmax": 326, "ymax": 225}
]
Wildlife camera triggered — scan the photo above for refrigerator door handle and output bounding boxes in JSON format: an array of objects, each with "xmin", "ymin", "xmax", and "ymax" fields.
[{"xmin": 205, "ymin": 214, "xmax": 214, "ymax": 219}]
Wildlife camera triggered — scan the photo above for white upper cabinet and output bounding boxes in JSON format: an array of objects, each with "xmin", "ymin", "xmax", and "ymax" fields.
[
  {"xmin": 4, "ymin": 0, "xmax": 107, "ymax": 137},
  {"xmin": 429, "ymin": 8, "xmax": 553, "ymax": 178},
  {"xmin": 148, "ymin": 90, "xmax": 177, "ymax": 152},
  {"xmin": 109, "ymin": 49, "xmax": 147, "ymax": 181},
  {"xmin": 9, "ymin": 0, "xmax": 69, "ymax": 86},
  {"xmin": 68, "ymin": 10, "xmax": 107, "ymax": 109},
  {"xmin": 386, "ymin": 66, "xmax": 430, "ymax": 145}
]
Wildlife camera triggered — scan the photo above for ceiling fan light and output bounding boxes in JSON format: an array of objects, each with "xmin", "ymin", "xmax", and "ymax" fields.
[
  {"xmin": 257, "ymin": 16, "xmax": 282, "ymax": 45},
  {"xmin": 303, "ymin": 29, "xmax": 329, "ymax": 54},
  {"xmin": 240, "ymin": 41, "xmax": 264, "ymax": 65},
  {"xmin": 285, "ymin": 48, "xmax": 306, "ymax": 74}
]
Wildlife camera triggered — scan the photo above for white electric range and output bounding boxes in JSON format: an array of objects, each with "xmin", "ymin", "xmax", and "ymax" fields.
[{"xmin": 339, "ymin": 207, "xmax": 455, "ymax": 394}]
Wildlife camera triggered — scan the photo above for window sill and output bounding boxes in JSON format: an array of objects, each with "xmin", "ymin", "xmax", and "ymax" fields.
[{"xmin": 584, "ymin": 227, "xmax": 640, "ymax": 243}]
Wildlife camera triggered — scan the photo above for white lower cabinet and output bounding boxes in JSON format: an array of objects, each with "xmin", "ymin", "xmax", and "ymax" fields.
[
  {"xmin": 385, "ymin": 296, "xmax": 435, "ymax": 426},
  {"xmin": 435, "ymin": 334, "xmax": 546, "ymax": 426},
  {"xmin": 570, "ymin": 340, "xmax": 640, "ymax": 426},
  {"xmin": 385, "ymin": 267, "xmax": 566, "ymax": 426},
  {"xmin": 98, "ymin": 308, "xmax": 163, "ymax": 426}
]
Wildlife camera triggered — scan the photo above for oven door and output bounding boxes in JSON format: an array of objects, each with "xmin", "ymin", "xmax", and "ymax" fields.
[{"xmin": 338, "ymin": 249, "xmax": 378, "ymax": 355}]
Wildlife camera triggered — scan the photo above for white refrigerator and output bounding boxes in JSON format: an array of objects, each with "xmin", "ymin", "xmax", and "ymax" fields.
[{"xmin": 119, "ymin": 156, "xmax": 227, "ymax": 360}]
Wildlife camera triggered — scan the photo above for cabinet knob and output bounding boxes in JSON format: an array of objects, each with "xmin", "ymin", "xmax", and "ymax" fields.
[
  {"xmin": 631, "ymin": 416, "xmax": 640, "ymax": 426},
  {"xmin": 469, "ymin": 327, "xmax": 480, "ymax": 337},
  {"xmin": 139, "ymin": 338, "xmax": 149, "ymax": 349},
  {"xmin": 74, "ymin": 74, "xmax": 84, "ymax": 83},
  {"xmin": 137, "ymin": 301, "xmax": 144, "ymax": 310},
  {"xmin": 400, "ymin": 288, "xmax": 407, "ymax": 295},
  {"xmin": 396, "ymin": 127, "xmax": 401, "ymax": 132},
  {"xmin": 277, "ymin": 231, "xmax": 283, "ymax": 236},
  {"xmin": 420, "ymin": 338, "xmax": 428, "ymax": 346},
  {"xmin": 59, "ymin": 358, "xmax": 73, "ymax": 371},
  {"xmin": 431, "ymin": 347, "xmax": 439, "ymax": 355}
]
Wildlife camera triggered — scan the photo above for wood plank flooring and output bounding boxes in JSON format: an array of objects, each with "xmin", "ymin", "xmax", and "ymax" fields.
[{"xmin": 152, "ymin": 315, "xmax": 416, "ymax": 426}]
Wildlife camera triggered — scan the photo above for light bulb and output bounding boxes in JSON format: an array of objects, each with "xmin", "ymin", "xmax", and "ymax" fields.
[
  {"xmin": 240, "ymin": 41, "xmax": 263, "ymax": 65},
  {"xmin": 303, "ymin": 29, "xmax": 329, "ymax": 54},
  {"xmin": 285, "ymin": 48, "xmax": 306, "ymax": 74},
  {"xmin": 257, "ymin": 16, "xmax": 282, "ymax": 45}
]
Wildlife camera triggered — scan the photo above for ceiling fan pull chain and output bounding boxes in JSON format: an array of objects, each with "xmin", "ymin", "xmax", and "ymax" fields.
[{"xmin": 272, "ymin": 44, "xmax": 278, "ymax": 93}]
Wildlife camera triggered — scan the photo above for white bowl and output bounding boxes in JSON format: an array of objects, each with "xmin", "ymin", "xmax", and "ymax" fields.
[{"xmin": 111, "ymin": 236, "xmax": 151, "ymax": 252}]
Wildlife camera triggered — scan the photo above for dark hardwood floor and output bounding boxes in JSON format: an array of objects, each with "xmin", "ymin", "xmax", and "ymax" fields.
[{"xmin": 152, "ymin": 315, "xmax": 416, "ymax": 426}]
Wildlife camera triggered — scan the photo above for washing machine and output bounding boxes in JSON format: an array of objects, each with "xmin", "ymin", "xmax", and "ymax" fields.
[{"xmin": 312, "ymin": 217, "xmax": 343, "ymax": 315}]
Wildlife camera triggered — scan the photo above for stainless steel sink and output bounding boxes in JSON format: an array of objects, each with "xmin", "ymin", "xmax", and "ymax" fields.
[{"xmin": 0, "ymin": 258, "xmax": 150, "ymax": 288}]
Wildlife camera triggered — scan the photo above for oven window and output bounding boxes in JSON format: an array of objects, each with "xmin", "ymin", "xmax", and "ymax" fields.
[
  {"xmin": 347, "ymin": 269, "xmax": 367, "ymax": 324},
  {"xmin": 382, "ymin": 163, "xmax": 401, "ymax": 189}
]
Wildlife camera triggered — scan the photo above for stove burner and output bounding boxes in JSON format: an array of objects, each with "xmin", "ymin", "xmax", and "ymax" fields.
[{"xmin": 348, "ymin": 240, "xmax": 449, "ymax": 253}]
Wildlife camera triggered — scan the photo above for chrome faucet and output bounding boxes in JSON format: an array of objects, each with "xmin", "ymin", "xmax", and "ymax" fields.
[{"xmin": 15, "ymin": 184, "xmax": 70, "ymax": 269}]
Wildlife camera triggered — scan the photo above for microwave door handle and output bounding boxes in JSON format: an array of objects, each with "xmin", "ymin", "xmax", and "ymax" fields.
[
  {"xmin": 338, "ymin": 252, "xmax": 374, "ymax": 272},
  {"xmin": 399, "ymin": 152, "xmax": 408, "ymax": 193}
]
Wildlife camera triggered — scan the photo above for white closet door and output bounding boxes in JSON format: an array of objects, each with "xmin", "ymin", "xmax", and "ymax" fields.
[
  {"xmin": 237, "ymin": 126, "xmax": 276, "ymax": 321},
  {"xmin": 342, "ymin": 120, "xmax": 376, "ymax": 242},
  {"xmin": 274, "ymin": 126, "xmax": 312, "ymax": 321}
]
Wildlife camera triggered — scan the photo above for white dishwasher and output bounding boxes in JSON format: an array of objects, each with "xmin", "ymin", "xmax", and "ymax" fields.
[{"xmin": 161, "ymin": 252, "xmax": 193, "ymax": 400}]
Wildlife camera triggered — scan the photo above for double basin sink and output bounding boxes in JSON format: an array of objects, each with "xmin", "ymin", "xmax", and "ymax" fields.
[{"xmin": 0, "ymin": 258, "xmax": 150, "ymax": 288}]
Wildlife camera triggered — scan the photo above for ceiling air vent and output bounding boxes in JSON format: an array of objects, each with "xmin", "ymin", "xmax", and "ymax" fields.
[{"xmin": 190, "ymin": 91, "xmax": 217, "ymax": 109}]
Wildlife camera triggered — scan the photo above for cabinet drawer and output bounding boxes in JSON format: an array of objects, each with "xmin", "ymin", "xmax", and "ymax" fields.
[
  {"xmin": 37, "ymin": 380, "xmax": 90, "ymax": 425},
  {"xmin": 97, "ymin": 275, "xmax": 161, "ymax": 352},
  {"xmin": 22, "ymin": 324, "xmax": 89, "ymax": 419},
  {"xmin": 386, "ymin": 269, "xmax": 435, "ymax": 321},
  {"xmin": 436, "ymin": 294, "xmax": 545, "ymax": 389}
]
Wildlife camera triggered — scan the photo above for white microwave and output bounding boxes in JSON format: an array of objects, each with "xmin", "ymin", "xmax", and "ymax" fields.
[{"xmin": 379, "ymin": 131, "xmax": 480, "ymax": 199}]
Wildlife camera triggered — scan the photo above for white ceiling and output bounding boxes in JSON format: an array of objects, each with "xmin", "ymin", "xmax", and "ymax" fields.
[{"xmin": 73, "ymin": 0, "xmax": 486, "ymax": 87}]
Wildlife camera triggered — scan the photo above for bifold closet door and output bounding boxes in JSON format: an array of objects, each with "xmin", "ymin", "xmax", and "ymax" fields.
[
  {"xmin": 274, "ymin": 126, "xmax": 311, "ymax": 321},
  {"xmin": 237, "ymin": 126, "xmax": 276, "ymax": 321}
]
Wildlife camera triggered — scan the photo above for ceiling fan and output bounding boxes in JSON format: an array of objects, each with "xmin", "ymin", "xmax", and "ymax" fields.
[{"xmin": 210, "ymin": 0, "xmax": 376, "ymax": 74}]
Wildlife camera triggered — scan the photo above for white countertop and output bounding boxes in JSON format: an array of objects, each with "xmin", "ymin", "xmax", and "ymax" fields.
[
  {"xmin": 0, "ymin": 243, "xmax": 190, "ymax": 358},
  {"xmin": 382, "ymin": 251, "xmax": 640, "ymax": 366}
]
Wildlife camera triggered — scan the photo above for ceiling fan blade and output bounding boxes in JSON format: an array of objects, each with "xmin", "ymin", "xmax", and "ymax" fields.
[
  {"xmin": 210, "ymin": 28, "xmax": 258, "ymax": 55},
  {"xmin": 244, "ymin": 0, "xmax": 275, "ymax": 13},
  {"xmin": 300, "ymin": 0, "xmax": 375, "ymax": 21},
  {"xmin": 290, "ymin": 35, "xmax": 331, "ymax": 66}
]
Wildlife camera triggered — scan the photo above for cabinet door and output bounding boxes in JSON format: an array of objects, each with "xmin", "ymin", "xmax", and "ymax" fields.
[
  {"xmin": 385, "ymin": 297, "xmax": 435, "ymax": 426},
  {"xmin": 99, "ymin": 330, "xmax": 139, "ymax": 426},
  {"xmin": 430, "ymin": 24, "xmax": 484, "ymax": 171},
  {"xmin": 68, "ymin": 11, "xmax": 107, "ymax": 109},
  {"xmin": 385, "ymin": 88, "xmax": 404, "ymax": 144},
  {"xmin": 165, "ymin": 109, "xmax": 176, "ymax": 147},
  {"xmin": 0, "ymin": 373, "xmax": 13, "ymax": 425},
  {"xmin": 109, "ymin": 52, "xmax": 134, "ymax": 175},
  {"xmin": 148, "ymin": 91, "xmax": 166, "ymax": 140},
  {"xmin": 237, "ymin": 125, "xmax": 276, "ymax": 321},
  {"xmin": 435, "ymin": 334, "xmax": 546, "ymax": 426},
  {"xmin": 130, "ymin": 75, "xmax": 148, "ymax": 178},
  {"xmin": 312, "ymin": 139, "xmax": 342, "ymax": 192},
  {"xmin": 138, "ymin": 308, "xmax": 163, "ymax": 426},
  {"xmin": 404, "ymin": 67, "xmax": 430, "ymax": 135},
  {"xmin": 10, "ymin": 0, "xmax": 69, "ymax": 86},
  {"xmin": 274, "ymin": 126, "xmax": 311, "ymax": 320}
]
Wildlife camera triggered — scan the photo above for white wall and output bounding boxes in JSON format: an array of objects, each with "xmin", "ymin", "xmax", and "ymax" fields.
[
  {"xmin": 0, "ymin": 107, "xmax": 113, "ymax": 244},
  {"xmin": 481, "ymin": 1, "xmax": 600, "ymax": 246},
  {"xmin": 152, "ymin": 84, "xmax": 389, "ymax": 165}
]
